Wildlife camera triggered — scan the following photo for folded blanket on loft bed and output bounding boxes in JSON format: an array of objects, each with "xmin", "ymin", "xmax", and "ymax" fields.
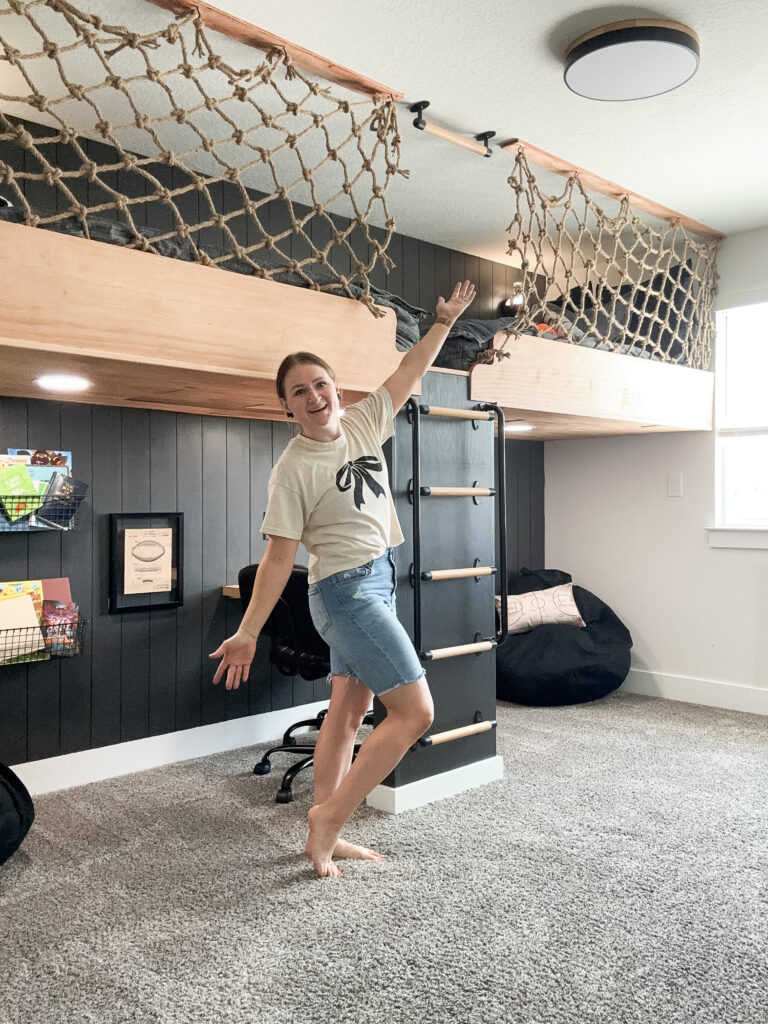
[{"xmin": 0, "ymin": 205, "xmax": 691, "ymax": 370}]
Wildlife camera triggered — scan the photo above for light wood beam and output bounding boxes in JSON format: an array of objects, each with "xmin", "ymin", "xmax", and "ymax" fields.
[
  {"xmin": 501, "ymin": 139, "xmax": 724, "ymax": 242},
  {"xmin": 145, "ymin": 0, "xmax": 403, "ymax": 100}
]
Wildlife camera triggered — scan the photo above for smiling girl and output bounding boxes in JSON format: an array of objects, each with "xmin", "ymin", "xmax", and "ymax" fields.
[{"xmin": 211, "ymin": 280, "xmax": 476, "ymax": 876}]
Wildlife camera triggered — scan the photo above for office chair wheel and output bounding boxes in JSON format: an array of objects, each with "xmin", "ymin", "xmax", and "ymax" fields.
[
  {"xmin": 253, "ymin": 759, "xmax": 272, "ymax": 775},
  {"xmin": 275, "ymin": 787, "xmax": 293, "ymax": 804}
]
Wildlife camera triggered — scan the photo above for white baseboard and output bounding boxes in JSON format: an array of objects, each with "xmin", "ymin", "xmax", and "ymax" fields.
[
  {"xmin": 622, "ymin": 669, "xmax": 768, "ymax": 716},
  {"xmin": 366, "ymin": 755, "xmax": 504, "ymax": 814},
  {"xmin": 11, "ymin": 699, "xmax": 330, "ymax": 796}
]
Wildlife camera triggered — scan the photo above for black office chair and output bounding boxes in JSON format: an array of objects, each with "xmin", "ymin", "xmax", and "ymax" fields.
[{"xmin": 238, "ymin": 563, "xmax": 373, "ymax": 802}]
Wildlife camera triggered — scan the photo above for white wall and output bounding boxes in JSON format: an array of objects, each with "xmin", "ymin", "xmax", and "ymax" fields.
[{"xmin": 545, "ymin": 226, "xmax": 768, "ymax": 715}]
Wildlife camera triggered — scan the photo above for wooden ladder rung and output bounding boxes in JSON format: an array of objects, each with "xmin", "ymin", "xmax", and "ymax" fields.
[
  {"xmin": 419, "ymin": 404, "xmax": 493, "ymax": 421},
  {"xmin": 419, "ymin": 719, "xmax": 497, "ymax": 746},
  {"xmin": 422, "ymin": 639, "xmax": 496, "ymax": 661},
  {"xmin": 420, "ymin": 485, "xmax": 494, "ymax": 497},
  {"xmin": 422, "ymin": 566, "xmax": 496, "ymax": 581}
]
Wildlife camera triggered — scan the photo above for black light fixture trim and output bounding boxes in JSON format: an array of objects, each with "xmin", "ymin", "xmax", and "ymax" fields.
[{"xmin": 564, "ymin": 20, "xmax": 700, "ymax": 102}]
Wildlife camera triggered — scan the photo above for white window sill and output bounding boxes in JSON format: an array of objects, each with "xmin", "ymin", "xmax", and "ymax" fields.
[{"xmin": 707, "ymin": 528, "xmax": 768, "ymax": 550}]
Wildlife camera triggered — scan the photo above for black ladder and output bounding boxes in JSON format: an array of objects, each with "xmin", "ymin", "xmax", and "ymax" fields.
[{"xmin": 406, "ymin": 399, "xmax": 508, "ymax": 744}]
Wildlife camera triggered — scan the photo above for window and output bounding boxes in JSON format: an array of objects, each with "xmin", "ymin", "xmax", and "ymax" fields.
[{"xmin": 714, "ymin": 303, "xmax": 768, "ymax": 529}]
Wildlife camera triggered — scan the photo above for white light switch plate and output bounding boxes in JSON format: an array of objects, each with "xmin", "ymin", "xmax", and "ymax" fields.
[{"xmin": 667, "ymin": 472, "xmax": 683, "ymax": 497}]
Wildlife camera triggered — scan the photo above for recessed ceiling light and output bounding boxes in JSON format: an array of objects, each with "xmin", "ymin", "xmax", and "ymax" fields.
[
  {"xmin": 505, "ymin": 422, "xmax": 534, "ymax": 433},
  {"xmin": 35, "ymin": 374, "xmax": 93, "ymax": 393},
  {"xmin": 564, "ymin": 19, "xmax": 699, "ymax": 102}
]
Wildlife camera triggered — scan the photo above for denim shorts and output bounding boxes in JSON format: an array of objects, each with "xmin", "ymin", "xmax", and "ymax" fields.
[{"xmin": 307, "ymin": 548, "xmax": 425, "ymax": 696}]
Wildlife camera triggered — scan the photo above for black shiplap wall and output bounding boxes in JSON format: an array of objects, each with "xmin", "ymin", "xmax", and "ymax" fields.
[{"xmin": 0, "ymin": 125, "xmax": 543, "ymax": 765}]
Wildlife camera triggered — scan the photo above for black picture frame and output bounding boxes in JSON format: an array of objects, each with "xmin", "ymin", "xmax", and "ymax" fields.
[{"xmin": 108, "ymin": 512, "xmax": 184, "ymax": 613}]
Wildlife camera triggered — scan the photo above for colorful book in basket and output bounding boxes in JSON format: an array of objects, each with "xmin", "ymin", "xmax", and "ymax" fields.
[
  {"xmin": 0, "ymin": 580, "xmax": 49, "ymax": 664},
  {"xmin": 0, "ymin": 464, "xmax": 43, "ymax": 522},
  {"xmin": 36, "ymin": 473, "xmax": 88, "ymax": 529}
]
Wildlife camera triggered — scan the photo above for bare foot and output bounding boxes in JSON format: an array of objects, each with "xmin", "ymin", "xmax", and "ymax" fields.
[
  {"xmin": 333, "ymin": 839, "xmax": 383, "ymax": 862},
  {"xmin": 305, "ymin": 804, "xmax": 343, "ymax": 877}
]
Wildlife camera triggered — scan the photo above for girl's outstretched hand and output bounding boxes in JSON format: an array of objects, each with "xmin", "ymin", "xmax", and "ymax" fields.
[
  {"xmin": 436, "ymin": 280, "xmax": 476, "ymax": 324},
  {"xmin": 210, "ymin": 632, "xmax": 257, "ymax": 690}
]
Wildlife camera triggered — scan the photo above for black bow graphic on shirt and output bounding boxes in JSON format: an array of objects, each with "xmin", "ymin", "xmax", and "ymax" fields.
[{"xmin": 336, "ymin": 456, "xmax": 385, "ymax": 510}]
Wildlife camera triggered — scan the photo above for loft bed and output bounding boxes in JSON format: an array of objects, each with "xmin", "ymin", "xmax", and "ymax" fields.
[
  {"xmin": 0, "ymin": 0, "xmax": 717, "ymax": 439},
  {"xmin": 0, "ymin": 211, "xmax": 714, "ymax": 438}
]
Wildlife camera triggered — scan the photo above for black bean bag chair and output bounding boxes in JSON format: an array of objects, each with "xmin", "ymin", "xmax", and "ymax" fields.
[
  {"xmin": 496, "ymin": 568, "xmax": 632, "ymax": 706},
  {"xmin": 0, "ymin": 762, "xmax": 34, "ymax": 866}
]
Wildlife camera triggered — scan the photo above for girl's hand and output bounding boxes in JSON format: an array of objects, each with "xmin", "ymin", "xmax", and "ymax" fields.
[
  {"xmin": 436, "ymin": 280, "xmax": 476, "ymax": 325},
  {"xmin": 210, "ymin": 631, "xmax": 257, "ymax": 690}
]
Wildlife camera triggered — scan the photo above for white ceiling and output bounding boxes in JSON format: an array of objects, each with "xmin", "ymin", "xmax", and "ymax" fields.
[
  {"xmin": 214, "ymin": 0, "xmax": 768, "ymax": 265},
  {"xmin": 6, "ymin": 0, "xmax": 768, "ymax": 267}
]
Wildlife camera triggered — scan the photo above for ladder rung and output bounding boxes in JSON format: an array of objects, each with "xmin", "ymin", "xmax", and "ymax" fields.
[
  {"xmin": 422, "ymin": 639, "xmax": 496, "ymax": 660},
  {"xmin": 419, "ymin": 719, "xmax": 496, "ymax": 746},
  {"xmin": 419, "ymin": 405, "xmax": 493, "ymax": 421},
  {"xmin": 420, "ymin": 486, "xmax": 494, "ymax": 497},
  {"xmin": 422, "ymin": 566, "xmax": 496, "ymax": 581}
]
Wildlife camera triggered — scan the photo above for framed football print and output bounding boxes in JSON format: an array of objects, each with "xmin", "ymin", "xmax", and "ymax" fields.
[{"xmin": 109, "ymin": 512, "xmax": 184, "ymax": 612}]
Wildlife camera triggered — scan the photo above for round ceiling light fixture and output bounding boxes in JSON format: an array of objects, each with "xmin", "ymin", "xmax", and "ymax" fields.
[{"xmin": 564, "ymin": 19, "xmax": 699, "ymax": 101}]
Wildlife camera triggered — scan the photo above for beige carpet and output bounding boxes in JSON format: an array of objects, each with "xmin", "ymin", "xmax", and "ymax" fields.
[{"xmin": 1, "ymin": 691, "xmax": 767, "ymax": 1024}]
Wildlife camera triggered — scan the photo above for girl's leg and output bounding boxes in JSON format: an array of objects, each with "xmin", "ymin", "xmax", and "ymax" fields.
[
  {"xmin": 312, "ymin": 674, "xmax": 373, "ymax": 805},
  {"xmin": 307, "ymin": 673, "xmax": 382, "ymax": 863},
  {"xmin": 306, "ymin": 675, "xmax": 434, "ymax": 877}
]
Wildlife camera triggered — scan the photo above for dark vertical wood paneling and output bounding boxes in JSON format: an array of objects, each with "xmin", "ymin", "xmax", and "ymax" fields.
[
  {"xmin": 144, "ymin": 160, "xmax": 175, "ymax": 238},
  {"xmin": 464, "ymin": 254, "xmax": 481, "ymax": 314},
  {"xmin": 59, "ymin": 402, "xmax": 94, "ymax": 755},
  {"xmin": 148, "ymin": 411, "xmax": 178, "ymax": 738},
  {"xmin": 435, "ymin": 245, "xmax": 453, "ymax": 312},
  {"xmin": 367, "ymin": 223, "xmax": 387, "ymax": 291},
  {"xmin": 198, "ymin": 177, "xmax": 224, "ymax": 255},
  {"xmin": 449, "ymin": 250, "xmax": 466, "ymax": 297},
  {"xmin": 200, "ymin": 417, "xmax": 228, "ymax": 725},
  {"xmin": 87, "ymin": 138, "xmax": 120, "ymax": 224},
  {"xmin": 529, "ymin": 443, "xmax": 545, "ymax": 567},
  {"xmin": 175, "ymin": 415, "xmax": 204, "ymax": 731},
  {"xmin": 400, "ymin": 236, "xmax": 421, "ymax": 310},
  {"xmin": 119, "ymin": 409, "xmax": 151, "ymax": 741},
  {"xmin": 418, "ymin": 240, "xmax": 436, "ymax": 313},
  {"xmin": 25, "ymin": 400, "xmax": 62, "ymax": 762},
  {"xmin": 505, "ymin": 440, "xmax": 522, "ymax": 573},
  {"xmin": 0, "ymin": 397, "xmax": 30, "ymax": 763},
  {"xmin": 22, "ymin": 121, "xmax": 55, "ymax": 216},
  {"xmin": 475, "ymin": 254, "xmax": 493, "ymax": 320},
  {"xmin": 384, "ymin": 231, "xmax": 403, "ymax": 300},
  {"xmin": 247, "ymin": 421, "xmax": 274, "ymax": 717},
  {"xmin": 492, "ymin": 260, "xmax": 508, "ymax": 319},
  {"xmin": 224, "ymin": 418, "xmax": 250, "ymax": 720},
  {"xmin": 90, "ymin": 406, "xmax": 123, "ymax": 748}
]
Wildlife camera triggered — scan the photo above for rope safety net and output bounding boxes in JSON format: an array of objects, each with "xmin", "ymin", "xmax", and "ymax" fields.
[
  {"xmin": 500, "ymin": 148, "xmax": 718, "ymax": 370},
  {"xmin": 0, "ymin": 0, "xmax": 404, "ymax": 314}
]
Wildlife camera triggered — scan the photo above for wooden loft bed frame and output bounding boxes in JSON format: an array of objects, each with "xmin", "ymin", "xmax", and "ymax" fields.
[
  {"xmin": 0, "ymin": 218, "xmax": 713, "ymax": 437},
  {"xmin": 0, "ymin": 219, "xmax": 400, "ymax": 420}
]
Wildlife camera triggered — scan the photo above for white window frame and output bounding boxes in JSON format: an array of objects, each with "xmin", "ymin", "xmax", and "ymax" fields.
[{"xmin": 708, "ymin": 304, "xmax": 768, "ymax": 549}]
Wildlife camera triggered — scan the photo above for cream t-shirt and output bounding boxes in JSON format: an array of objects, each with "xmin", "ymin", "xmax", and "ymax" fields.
[{"xmin": 260, "ymin": 386, "xmax": 404, "ymax": 583}]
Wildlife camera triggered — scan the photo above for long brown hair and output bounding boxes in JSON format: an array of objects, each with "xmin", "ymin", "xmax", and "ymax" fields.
[{"xmin": 276, "ymin": 351, "xmax": 337, "ymax": 401}]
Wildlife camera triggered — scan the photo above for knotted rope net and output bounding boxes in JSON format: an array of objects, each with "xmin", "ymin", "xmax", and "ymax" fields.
[
  {"xmin": 0, "ymin": 0, "xmax": 404, "ymax": 313},
  {"xmin": 503, "ymin": 149, "xmax": 718, "ymax": 369}
]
